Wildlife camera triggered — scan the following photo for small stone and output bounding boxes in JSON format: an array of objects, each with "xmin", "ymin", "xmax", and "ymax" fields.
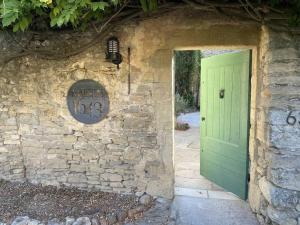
[
  {"xmin": 98, "ymin": 218, "xmax": 107, "ymax": 225},
  {"xmin": 139, "ymin": 193, "xmax": 152, "ymax": 205},
  {"xmin": 74, "ymin": 131, "xmax": 83, "ymax": 137},
  {"xmin": 65, "ymin": 217, "xmax": 75, "ymax": 225},
  {"xmin": 106, "ymin": 213, "xmax": 117, "ymax": 225},
  {"xmin": 91, "ymin": 218, "xmax": 99, "ymax": 225},
  {"xmin": 41, "ymin": 40, "xmax": 50, "ymax": 47},
  {"xmin": 48, "ymin": 218, "xmax": 62, "ymax": 225},
  {"xmin": 73, "ymin": 217, "xmax": 91, "ymax": 225},
  {"xmin": 166, "ymin": 221, "xmax": 176, "ymax": 225},
  {"xmin": 128, "ymin": 206, "xmax": 144, "ymax": 219},
  {"xmin": 11, "ymin": 216, "xmax": 30, "ymax": 225},
  {"xmin": 116, "ymin": 210, "xmax": 127, "ymax": 222},
  {"xmin": 71, "ymin": 62, "xmax": 85, "ymax": 69},
  {"xmin": 135, "ymin": 192, "xmax": 144, "ymax": 197},
  {"xmin": 286, "ymin": 219, "xmax": 298, "ymax": 225},
  {"xmin": 296, "ymin": 204, "xmax": 300, "ymax": 211},
  {"xmin": 256, "ymin": 214, "xmax": 265, "ymax": 225},
  {"xmin": 27, "ymin": 220, "xmax": 41, "ymax": 225}
]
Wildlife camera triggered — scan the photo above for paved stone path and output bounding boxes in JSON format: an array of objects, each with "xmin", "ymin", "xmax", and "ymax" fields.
[
  {"xmin": 172, "ymin": 196, "xmax": 259, "ymax": 225},
  {"xmin": 175, "ymin": 112, "xmax": 225, "ymax": 192},
  {"xmin": 173, "ymin": 112, "xmax": 258, "ymax": 225}
]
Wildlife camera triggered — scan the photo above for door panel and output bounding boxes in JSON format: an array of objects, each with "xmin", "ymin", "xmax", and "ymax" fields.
[{"xmin": 200, "ymin": 50, "xmax": 250, "ymax": 200}]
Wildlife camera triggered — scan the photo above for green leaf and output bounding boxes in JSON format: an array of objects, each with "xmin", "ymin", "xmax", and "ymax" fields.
[
  {"xmin": 1, "ymin": 0, "xmax": 20, "ymax": 27},
  {"xmin": 52, "ymin": 7, "xmax": 60, "ymax": 16},
  {"xmin": 0, "ymin": 0, "xmax": 299, "ymax": 32},
  {"xmin": 139, "ymin": 0, "xmax": 157, "ymax": 12},
  {"xmin": 12, "ymin": 23, "xmax": 19, "ymax": 32},
  {"xmin": 2, "ymin": 13, "xmax": 19, "ymax": 27},
  {"xmin": 50, "ymin": 17, "xmax": 58, "ymax": 27},
  {"xmin": 139, "ymin": 0, "xmax": 148, "ymax": 11},
  {"xmin": 148, "ymin": 0, "xmax": 157, "ymax": 11},
  {"xmin": 39, "ymin": 0, "xmax": 52, "ymax": 5},
  {"xmin": 56, "ymin": 16, "xmax": 65, "ymax": 27},
  {"xmin": 90, "ymin": 2, "xmax": 109, "ymax": 11},
  {"xmin": 110, "ymin": 0, "xmax": 119, "ymax": 5},
  {"xmin": 18, "ymin": 16, "xmax": 31, "ymax": 31}
]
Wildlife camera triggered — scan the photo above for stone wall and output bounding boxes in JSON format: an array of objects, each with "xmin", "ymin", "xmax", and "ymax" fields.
[
  {"xmin": 0, "ymin": 8, "xmax": 299, "ymax": 225},
  {"xmin": 248, "ymin": 27, "xmax": 300, "ymax": 225},
  {"xmin": 0, "ymin": 31, "xmax": 168, "ymax": 196},
  {"xmin": 0, "ymin": 11, "xmax": 260, "ymax": 200}
]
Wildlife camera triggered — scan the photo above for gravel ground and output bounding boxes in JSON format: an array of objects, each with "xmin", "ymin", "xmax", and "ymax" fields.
[{"xmin": 0, "ymin": 180, "xmax": 140, "ymax": 223}]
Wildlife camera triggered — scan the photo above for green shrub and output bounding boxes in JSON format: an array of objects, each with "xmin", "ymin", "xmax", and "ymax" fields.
[{"xmin": 175, "ymin": 94, "xmax": 192, "ymax": 115}]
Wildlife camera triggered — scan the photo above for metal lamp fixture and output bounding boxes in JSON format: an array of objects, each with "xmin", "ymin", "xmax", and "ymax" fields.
[{"xmin": 106, "ymin": 36, "xmax": 122, "ymax": 69}]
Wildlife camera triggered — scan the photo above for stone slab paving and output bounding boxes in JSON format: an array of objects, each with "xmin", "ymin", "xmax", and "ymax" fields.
[
  {"xmin": 172, "ymin": 196, "xmax": 259, "ymax": 225},
  {"xmin": 175, "ymin": 187, "xmax": 240, "ymax": 201},
  {"xmin": 175, "ymin": 112, "xmax": 224, "ymax": 191},
  {"xmin": 174, "ymin": 112, "xmax": 258, "ymax": 225}
]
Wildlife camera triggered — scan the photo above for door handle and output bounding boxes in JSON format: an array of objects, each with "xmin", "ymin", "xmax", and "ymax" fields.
[
  {"xmin": 201, "ymin": 117, "xmax": 206, "ymax": 121},
  {"xmin": 219, "ymin": 89, "xmax": 225, "ymax": 99}
]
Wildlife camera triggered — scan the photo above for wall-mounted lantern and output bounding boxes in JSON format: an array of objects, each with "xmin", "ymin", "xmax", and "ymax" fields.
[{"xmin": 106, "ymin": 36, "xmax": 122, "ymax": 69}]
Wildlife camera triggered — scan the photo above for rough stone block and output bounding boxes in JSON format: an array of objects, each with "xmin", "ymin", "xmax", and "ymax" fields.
[
  {"xmin": 19, "ymin": 114, "xmax": 39, "ymax": 125},
  {"xmin": 124, "ymin": 147, "xmax": 141, "ymax": 161},
  {"xmin": 45, "ymin": 159, "xmax": 68, "ymax": 169},
  {"xmin": 259, "ymin": 177, "xmax": 299, "ymax": 209},
  {"xmin": 267, "ymin": 167, "xmax": 300, "ymax": 191},
  {"xmin": 123, "ymin": 117, "xmax": 148, "ymax": 129},
  {"xmin": 101, "ymin": 173, "xmax": 122, "ymax": 182},
  {"xmin": 267, "ymin": 206, "xmax": 299, "ymax": 225},
  {"xmin": 63, "ymin": 135, "xmax": 77, "ymax": 143},
  {"xmin": 270, "ymin": 125, "xmax": 300, "ymax": 149},
  {"xmin": 248, "ymin": 182, "xmax": 263, "ymax": 213},
  {"xmin": 67, "ymin": 174, "xmax": 87, "ymax": 184},
  {"xmin": 0, "ymin": 147, "xmax": 8, "ymax": 153}
]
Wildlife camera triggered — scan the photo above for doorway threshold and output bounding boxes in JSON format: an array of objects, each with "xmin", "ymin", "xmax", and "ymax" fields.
[{"xmin": 175, "ymin": 187, "xmax": 240, "ymax": 200}]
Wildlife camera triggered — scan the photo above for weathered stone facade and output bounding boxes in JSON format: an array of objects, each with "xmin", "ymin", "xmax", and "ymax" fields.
[
  {"xmin": 0, "ymin": 26, "xmax": 174, "ymax": 198},
  {"xmin": 248, "ymin": 27, "xmax": 300, "ymax": 225},
  {"xmin": 0, "ymin": 9, "xmax": 299, "ymax": 225},
  {"xmin": 0, "ymin": 37, "xmax": 165, "ymax": 196}
]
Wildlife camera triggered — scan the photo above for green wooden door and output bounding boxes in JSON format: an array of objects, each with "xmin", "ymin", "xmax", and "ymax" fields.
[{"xmin": 200, "ymin": 50, "xmax": 250, "ymax": 200}]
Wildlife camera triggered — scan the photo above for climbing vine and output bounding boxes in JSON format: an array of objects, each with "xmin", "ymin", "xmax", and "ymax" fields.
[
  {"xmin": 0, "ymin": 0, "xmax": 121, "ymax": 31},
  {"xmin": 0, "ymin": 0, "xmax": 300, "ymax": 67},
  {"xmin": 0, "ymin": 1, "xmax": 299, "ymax": 32}
]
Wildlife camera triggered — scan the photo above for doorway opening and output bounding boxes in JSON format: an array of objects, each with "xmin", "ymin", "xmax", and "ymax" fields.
[{"xmin": 174, "ymin": 49, "xmax": 251, "ymax": 201}]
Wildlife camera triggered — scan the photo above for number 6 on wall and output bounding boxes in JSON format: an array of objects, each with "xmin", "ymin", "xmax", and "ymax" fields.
[{"xmin": 286, "ymin": 111, "xmax": 297, "ymax": 126}]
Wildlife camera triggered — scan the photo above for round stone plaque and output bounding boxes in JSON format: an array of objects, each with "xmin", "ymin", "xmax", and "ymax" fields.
[{"xmin": 67, "ymin": 79, "xmax": 109, "ymax": 124}]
